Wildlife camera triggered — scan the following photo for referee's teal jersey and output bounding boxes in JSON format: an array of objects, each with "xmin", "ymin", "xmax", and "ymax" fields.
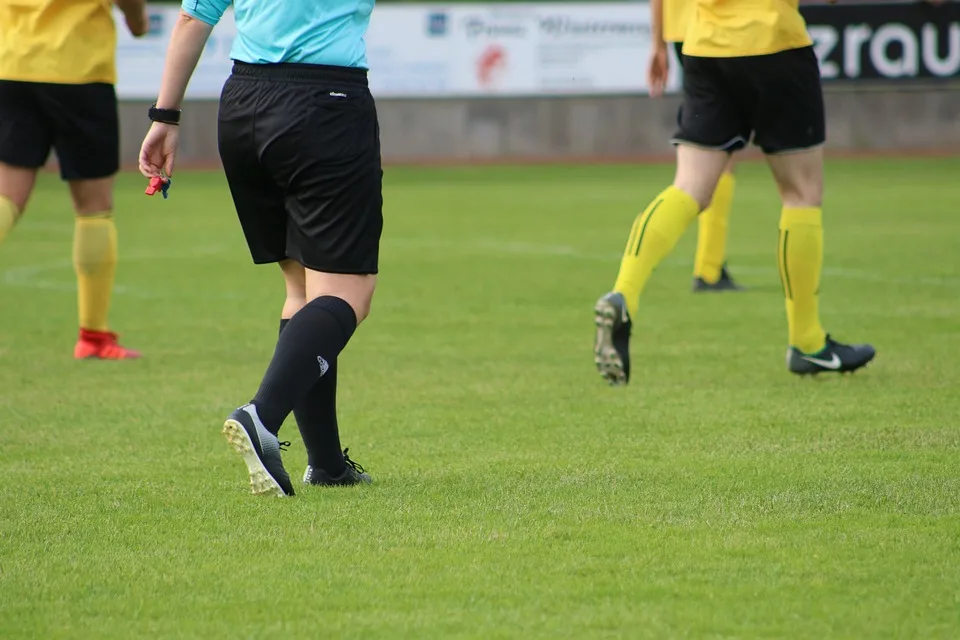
[{"xmin": 182, "ymin": 0, "xmax": 372, "ymax": 69}]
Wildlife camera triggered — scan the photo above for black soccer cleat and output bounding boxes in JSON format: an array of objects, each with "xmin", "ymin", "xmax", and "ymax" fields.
[
  {"xmin": 787, "ymin": 335, "xmax": 876, "ymax": 376},
  {"xmin": 303, "ymin": 448, "xmax": 372, "ymax": 486},
  {"xmin": 593, "ymin": 291, "xmax": 632, "ymax": 385},
  {"xmin": 222, "ymin": 404, "xmax": 295, "ymax": 497},
  {"xmin": 692, "ymin": 264, "xmax": 746, "ymax": 292}
]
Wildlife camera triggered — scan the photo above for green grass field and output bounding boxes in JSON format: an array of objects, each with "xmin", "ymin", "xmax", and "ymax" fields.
[{"xmin": 1, "ymin": 158, "xmax": 959, "ymax": 639}]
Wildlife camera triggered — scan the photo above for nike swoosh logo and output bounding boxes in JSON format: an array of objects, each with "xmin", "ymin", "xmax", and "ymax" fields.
[{"xmin": 801, "ymin": 352, "xmax": 841, "ymax": 370}]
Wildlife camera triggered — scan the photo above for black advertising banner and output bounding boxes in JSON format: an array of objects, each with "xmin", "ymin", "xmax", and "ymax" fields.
[{"xmin": 801, "ymin": 3, "xmax": 960, "ymax": 81}]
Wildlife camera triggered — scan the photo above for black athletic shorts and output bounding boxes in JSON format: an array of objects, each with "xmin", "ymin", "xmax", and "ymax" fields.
[
  {"xmin": 672, "ymin": 46, "xmax": 825, "ymax": 154},
  {"xmin": 217, "ymin": 62, "xmax": 383, "ymax": 274},
  {"xmin": 0, "ymin": 80, "xmax": 119, "ymax": 180}
]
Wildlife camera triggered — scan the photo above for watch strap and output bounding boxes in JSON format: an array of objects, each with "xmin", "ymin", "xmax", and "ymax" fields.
[{"xmin": 148, "ymin": 104, "xmax": 181, "ymax": 125}]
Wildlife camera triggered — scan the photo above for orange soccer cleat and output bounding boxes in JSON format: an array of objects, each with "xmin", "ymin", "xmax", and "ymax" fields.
[{"xmin": 74, "ymin": 329, "xmax": 142, "ymax": 360}]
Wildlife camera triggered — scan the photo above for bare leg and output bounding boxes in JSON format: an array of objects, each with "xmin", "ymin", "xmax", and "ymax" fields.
[
  {"xmin": 0, "ymin": 161, "xmax": 38, "ymax": 212},
  {"xmin": 0, "ymin": 162, "xmax": 37, "ymax": 244},
  {"xmin": 766, "ymin": 145, "xmax": 823, "ymax": 208},
  {"xmin": 304, "ymin": 270, "xmax": 377, "ymax": 325},
  {"xmin": 279, "ymin": 259, "xmax": 307, "ymax": 318},
  {"xmin": 692, "ymin": 152, "xmax": 744, "ymax": 289}
]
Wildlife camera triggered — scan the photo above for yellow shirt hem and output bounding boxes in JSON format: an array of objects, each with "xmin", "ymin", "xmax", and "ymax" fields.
[
  {"xmin": 682, "ymin": 40, "xmax": 812, "ymax": 59},
  {"xmin": 0, "ymin": 72, "xmax": 115, "ymax": 86}
]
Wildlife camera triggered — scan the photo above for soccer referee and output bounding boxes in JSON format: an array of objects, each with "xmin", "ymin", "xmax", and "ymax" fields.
[{"xmin": 140, "ymin": 0, "xmax": 382, "ymax": 497}]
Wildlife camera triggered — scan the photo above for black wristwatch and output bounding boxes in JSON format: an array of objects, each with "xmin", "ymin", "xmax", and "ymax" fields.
[{"xmin": 148, "ymin": 104, "xmax": 181, "ymax": 125}]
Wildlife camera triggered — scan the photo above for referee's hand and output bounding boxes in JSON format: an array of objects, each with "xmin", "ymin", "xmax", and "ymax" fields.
[{"xmin": 139, "ymin": 122, "xmax": 179, "ymax": 179}]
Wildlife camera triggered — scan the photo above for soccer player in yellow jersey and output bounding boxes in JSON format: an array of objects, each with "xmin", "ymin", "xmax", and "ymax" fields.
[
  {"xmin": 593, "ymin": 0, "xmax": 876, "ymax": 383},
  {"xmin": 0, "ymin": 0, "xmax": 148, "ymax": 359},
  {"xmin": 649, "ymin": 0, "xmax": 744, "ymax": 292}
]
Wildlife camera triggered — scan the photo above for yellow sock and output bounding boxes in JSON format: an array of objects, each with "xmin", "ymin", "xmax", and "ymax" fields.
[
  {"xmin": 693, "ymin": 172, "xmax": 736, "ymax": 283},
  {"xmin": 613, "ymin": 186, "xmax": 701, "ymax": 317},
  {"xmin": 0, "ymin": 195, "xmax": 20, "ymax": 245},
  {"xmin": 778, "ymin": 207, "xmax": 827, "ymax": 353},
  {"xmin": 73, "ymin": 213, "xmax": 117, "ymax": 332}
]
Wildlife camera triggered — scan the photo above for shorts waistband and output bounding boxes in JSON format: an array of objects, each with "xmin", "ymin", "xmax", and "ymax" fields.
[{"xmin": 231, "ymin": 61, "xmax": 368, "ymax": 86}]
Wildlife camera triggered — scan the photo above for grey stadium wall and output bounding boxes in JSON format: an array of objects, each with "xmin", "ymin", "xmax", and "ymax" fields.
[{"xmin": 117, "ymin": 83, "xmax": 960, "ymax": 166}]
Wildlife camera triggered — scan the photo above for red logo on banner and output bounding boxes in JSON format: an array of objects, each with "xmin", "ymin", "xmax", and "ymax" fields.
[{"xmin": 476, "ymin": 44, "xmax": 507, "ymax": 87}]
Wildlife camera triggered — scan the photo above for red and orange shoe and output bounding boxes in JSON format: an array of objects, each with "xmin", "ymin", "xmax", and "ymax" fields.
[{"xmin": 74, "ymin": 329, "xmax": 142, "ymax": 360}]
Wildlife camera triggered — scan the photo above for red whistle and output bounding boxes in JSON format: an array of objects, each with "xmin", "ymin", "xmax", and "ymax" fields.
[
  {"xmin": 145, "ymin": 175, "xmax": 172, "ymax": 199},
  {"xmin": 145, "ymin": 176, "xmax": 166, "ymax": 196}
]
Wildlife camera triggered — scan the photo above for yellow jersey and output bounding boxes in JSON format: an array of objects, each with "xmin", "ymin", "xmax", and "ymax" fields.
[
  {"xmin": 0, "ymin": 0, "xmax": 117, "ymax": 85},
  {"xmin": 663, "ymin": 0, "xmax": 695, "ymax": 44},
  {"xmin": 682, "ymin": 0, "xmax": 812, "ymax": 58}
]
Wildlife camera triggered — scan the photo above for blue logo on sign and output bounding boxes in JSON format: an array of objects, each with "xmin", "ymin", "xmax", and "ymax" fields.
[
  {"xmin": 148, "ymin": 13, "xmax": 163, "ymax": 36},
  {"xmin": 427, "ymin": 12, "xmax": 448, "ymax": 36}
]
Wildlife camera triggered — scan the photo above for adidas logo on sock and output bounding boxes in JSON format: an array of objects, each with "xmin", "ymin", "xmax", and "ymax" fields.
[{"xmin": 317, "ymin": 356, "xmax": 329, "ymax": 376}]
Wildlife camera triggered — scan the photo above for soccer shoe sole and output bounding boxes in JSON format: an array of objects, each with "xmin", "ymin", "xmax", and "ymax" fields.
[
  {"xmin": 593, "ymin": 298, "xmax": 626, "ymax": 385},
  {"xmin": 222, "ymin": 418, "xmax": 287, "ymax": 498}
]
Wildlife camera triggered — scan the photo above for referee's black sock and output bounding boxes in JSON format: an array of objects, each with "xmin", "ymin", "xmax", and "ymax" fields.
[
  {"xmin": 279, "ymin": 319, "xmax": 348, "ymax": 476},
  {"xmin": 251, "ymin": 296, "xmax": 357, "ymax": 435}
]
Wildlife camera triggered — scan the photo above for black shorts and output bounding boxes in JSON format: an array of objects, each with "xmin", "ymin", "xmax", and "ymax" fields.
[
  {"xmin": 672, "ymin": 46, "xmax": 825, "ymax": 154},
  {"xmin": 0, "ymin": 80, "xmax": 119, "ymax": 180},
  {"xmin": 217, "ymin": 62, "xmax": 383, "ymax": 274}
]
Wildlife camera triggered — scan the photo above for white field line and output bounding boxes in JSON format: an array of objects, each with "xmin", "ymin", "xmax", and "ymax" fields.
[{"xmin": 2, "ymin": 237, "xmax": 957, "ymax": 299}]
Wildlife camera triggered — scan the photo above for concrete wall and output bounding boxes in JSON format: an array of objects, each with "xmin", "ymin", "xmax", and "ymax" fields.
[{"xmin": 118, "ymin": 82, "xmax": 960, "ymax": 166}]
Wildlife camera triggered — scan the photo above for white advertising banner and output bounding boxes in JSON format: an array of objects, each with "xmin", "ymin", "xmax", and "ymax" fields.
[
  {"xmin": 430, "ymin": 3, "xmax": 675, "ymax": 95},
  {"xmin": 114, "ymin": 3, "xmax": 680, "ymax": 99},
  {"xmin": 445, "ymin": 6, "xmax": 542, "ymax": 95},
  {"xmin": 363, "ymin": 7, "xmax": 458, "ymax": 95},
  {"xmin": 115, "ymin": 7, "xmax": 238, "ymax": 99}
]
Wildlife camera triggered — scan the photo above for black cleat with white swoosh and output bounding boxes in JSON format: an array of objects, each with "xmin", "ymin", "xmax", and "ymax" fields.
[{"xmin": 787, "ymin": 335, "xmax": 876, "ymax": 375}]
